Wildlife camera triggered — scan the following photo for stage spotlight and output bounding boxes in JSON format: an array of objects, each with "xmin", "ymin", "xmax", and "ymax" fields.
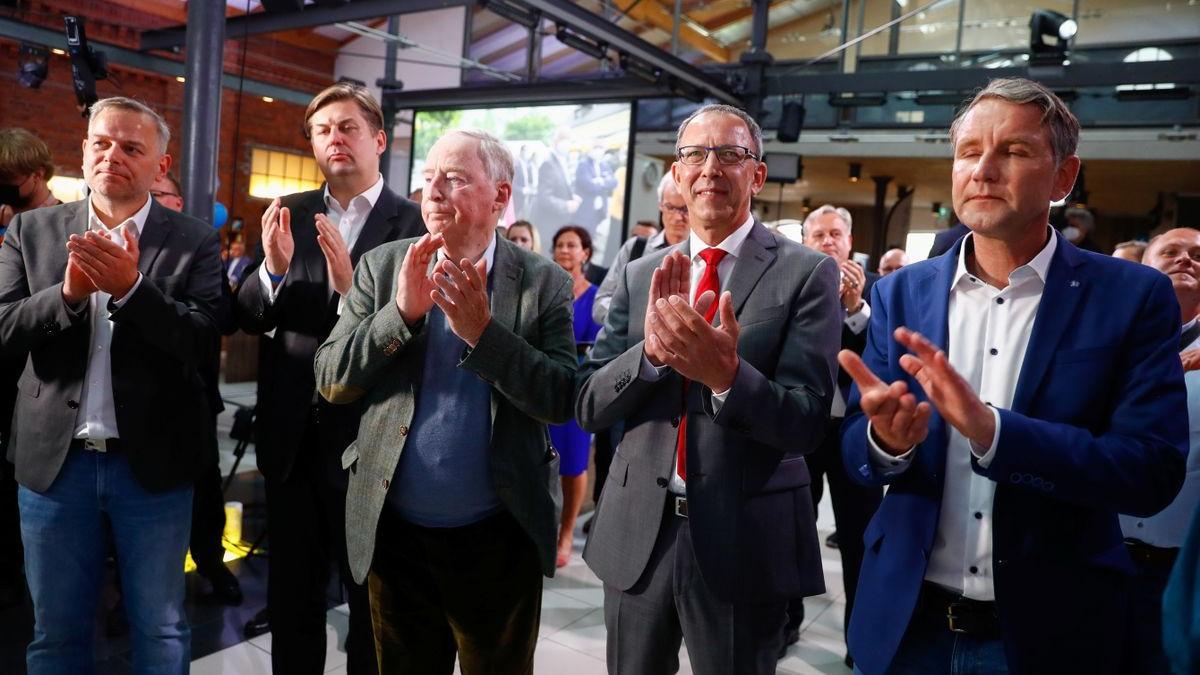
[
  {"xmin": 777, "ymin": 101, "xmax": 805, "ymax": 143},
  {"xmin": 18, "ymin": 43, "xmax": 49, "ymax": 89},
  {"xmin": 849, "ymin": 162, "xmax": 862, "ymax": 183},
  {"xmin": 1029, "ymin": 10, "xmax": 1077, "ymax": 66},
  {"xmin": 932, "ymin": 201, "xmax": 942, "ymax": 214}
]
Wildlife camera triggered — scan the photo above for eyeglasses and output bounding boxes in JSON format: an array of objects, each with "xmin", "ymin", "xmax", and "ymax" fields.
[
  {"xmin": 151, "ymin": 190, "xmax": 181, "ymax": 199},
  {"xmin": 676, "ymin": 145, "xmax": 759, "ymax": 166},
  {"xmin": 660, "ymin": 204, "xmax": 688, "ymax": 215}
]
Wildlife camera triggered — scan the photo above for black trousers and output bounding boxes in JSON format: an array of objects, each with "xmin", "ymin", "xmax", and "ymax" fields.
[
  {"xmin": 189, "ymin": 425, "xmax": 226, "ymax": 576},
  {"xmin": 784, "ymin": 417, "xmax": 883, "ymax": 638},
  {"xmin": 265, "ymin": 412, "xmax": 376, "ymax": 675},
  {"xmin": 369, "ymin": 508, "xmax": 543, "ymax": 675}
]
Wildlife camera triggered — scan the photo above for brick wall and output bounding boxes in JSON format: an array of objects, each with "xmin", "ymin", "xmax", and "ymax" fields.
[{"xmin": 0, "ymin": 40, "xmax": 314, "ymax": 250}]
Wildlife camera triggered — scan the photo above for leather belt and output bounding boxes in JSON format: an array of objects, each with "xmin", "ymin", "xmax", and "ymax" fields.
[
  {"xmin": 917, "ymin": 582, "xmax": 1000, "ymax": 637},
  {"xmin": 72, "ymin": 438, "xmax": 122, "ymax": 453},
  {"xmin": 667, "ymin": 494, "xmax": 688, "ymax": 518},
  {"xmin": 1125, "ymin": 539, "xmax": 1179, "ymax": 569}
]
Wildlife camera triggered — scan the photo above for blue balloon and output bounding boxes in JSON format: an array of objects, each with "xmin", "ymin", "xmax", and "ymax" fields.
[{"xmin": 212, "ymin": 202, "xmax": 228, "ymax": 229}]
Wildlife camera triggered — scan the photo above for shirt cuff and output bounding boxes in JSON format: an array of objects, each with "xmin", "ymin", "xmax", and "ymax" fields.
[
  {"xmin": 257, "ymin": 263, "xmax": 285, "ymax": 305},
  {"xmin": 639, "ymin": 351, "xmax": 669, "ymax": 381},
  {"xmin": 866, "ymin": 420, "xmax": 915, "ymax": 471},
  {"xmin": 844, "ymin": 301, "xmax": 871, "ymax": 335},
  {"xmin": 970, "ymin": 406, "xmax": 1002, "ymax": 468},
  {"xmin": 710, "ymin": 386, "xmax": 729, "ymax": 413},
  {"xmin": 110, "ymin": 273, "xmax": 143, "ymax": 309}
]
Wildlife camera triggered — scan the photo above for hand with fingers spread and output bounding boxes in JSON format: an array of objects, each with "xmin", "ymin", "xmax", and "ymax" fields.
[
  {"xmin": 893, "ymin": 327, "xmax": 996, "ymax": 448},
  {"xmin": 431, "ymin": 256, "xmax": 490, "ymax": 347},
  {"xmin": 65, "ymin": 226, "xmax": 140, "ymax": 300},
  {"xmin": 395, "ymin": 232, "xmax": 444, "ymax": 325},
  {"xmin": 261, "ymin": 197, "xmax": 294, "ymax": 278},
  {"xmin": 648, "ymin": 289, "xmax": 741, "ymax": 393},
  {"xmin": 643, "ymin": 251, "xmax": 691, "ymax": 367},
  {"xmin": 838, "ymin": 347, "xmax": 934, "ymax": 455},
  {"xmin": 314, "ymin": 213, "xmax": 353, "ymax": 297},
  {"xmin": 839, "ymin": 259, "xmax": 866, "ymax": 313}
]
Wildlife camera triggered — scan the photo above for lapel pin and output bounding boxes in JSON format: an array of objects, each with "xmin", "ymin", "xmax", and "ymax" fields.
[{"xmin": 1069, "ymin": 280, "xmax": 1080, "ymax": 288}]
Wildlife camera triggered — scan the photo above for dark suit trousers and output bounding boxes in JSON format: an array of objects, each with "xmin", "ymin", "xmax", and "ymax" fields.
[
  {"xmin": 604, "ymin": 499, "xmax": 787, "ymax": 675},
  {"xmin": 787, "ymin": 417, "xmax": 883, "ymax": 638},
  {"xmin": 266, "ymin": 411, "xmax": 376, "ymax": 675},
  {"xmin": 189, "ymin": 420, "xmax": 226, "ymax": 576},
  {"xmin": 368, "ymin": 508, "xmax": 542, "ymax": 675}
]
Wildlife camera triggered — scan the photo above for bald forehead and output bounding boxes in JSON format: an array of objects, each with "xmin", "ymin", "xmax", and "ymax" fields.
[{"xmin": 1149, "ymin": 228, "xmax": 1200, "ymax": 255}]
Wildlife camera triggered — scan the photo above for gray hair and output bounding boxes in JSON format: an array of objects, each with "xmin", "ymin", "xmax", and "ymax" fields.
[
  {"xmin": 446, "ymin": 129, "xmax": 514, "ymax": 184},
  {"xmin": 1064, "ymin": 207, "xmax": 1094, "ymax": 230},
  {"xmin": 676, "ymin": 103, "xmax": 763, "ymax": 158},
  {"xmin": 656, "ymin": 171, "xmax": 677, "ymax": 202},
  {"xmin": 88, "ymin": 97, "xmax": 171, "ymax": 154},
  {"xmin": 950, "ymin": 77, "xmax": 1079, "ymax": 166},
  {"xmin": 801, "ymin": 204, "xmax": 852, "ymax": 239}
]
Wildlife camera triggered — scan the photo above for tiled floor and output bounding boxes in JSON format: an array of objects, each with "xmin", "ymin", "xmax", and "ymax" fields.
[{"xmin": 1, "ymin": 380, "xmax": 853, "ymax": 674}]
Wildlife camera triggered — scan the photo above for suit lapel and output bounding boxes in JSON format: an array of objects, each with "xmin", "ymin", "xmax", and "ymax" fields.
[
  {"xmin": 488, "ymin": 234, "xmax": 523, "ymax": 425},
  {"xmin": 136, "ymin": 200, "xmax": 171, "ymax": 276},
  {"xmin": 1011, "ymin": 233, "xmax": 1085, "ymax": 413},
  {"xmin": 723, "ymin": 220, "xmax": 777, "ymax": 318},
  {"xmin": 349, "ymin": 187, "xmax": 402, "ymax": 266},
  {"xmin": 912, "ymin": 245, "xmax": 959, "ymax": 479}
]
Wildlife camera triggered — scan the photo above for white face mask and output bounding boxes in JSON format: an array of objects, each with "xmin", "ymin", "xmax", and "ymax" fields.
[{"xmin": 1062, "ymin": 226, "xmax": 1082, "ymax": 243}]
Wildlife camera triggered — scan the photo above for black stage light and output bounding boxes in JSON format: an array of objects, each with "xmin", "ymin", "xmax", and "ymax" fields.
[
  {"xmin": 849, "ymin": 162, "xmax": 862, "ymax": 183},
  {"xmin": 487, "ymin": 0, "xmax": 541, "ymax": 29},
  {"xmin": 18, "ymin": 43, "xmax": 49, "ymax": 89},
  {"xmin": 1029, "ymin": 9, "xmax": 1077, "ymax": 66},
  {"xmin": 556, "ymin": 26, "xmax": 608, "ymax": 61},
  {"xmin": 64, "ymin": 16, "xmax": 108, "ymax": 115},
  {"xmin": 777, "ymin": 101, "xmax": 805, "ymax": 143}
]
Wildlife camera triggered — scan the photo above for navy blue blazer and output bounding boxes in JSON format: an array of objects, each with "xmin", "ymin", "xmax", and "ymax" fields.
[{"xmin": 841, "ymin": 231, "xmax": 1188, "ymax": 674}]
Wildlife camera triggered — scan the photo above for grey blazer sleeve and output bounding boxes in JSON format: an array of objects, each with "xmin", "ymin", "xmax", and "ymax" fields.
[{"xmin": 0, "ymin": 212, "xmax": 84, "ymax": 357}]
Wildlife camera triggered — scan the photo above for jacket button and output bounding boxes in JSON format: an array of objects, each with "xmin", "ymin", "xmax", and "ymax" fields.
[
  {"xmin": 656, "ymin": 477, "xmax": 668, "ymax": 488},
  {"xmin": 67, "ymin": 400, "xmax": 79, "ymax": 409},
  {"xmin": 670, "ymin": 416, "xmax": 680, "ymax": 428},
  {"xmin": 398, "ymin": 425, "xmax": 409, "ymax": 436}
]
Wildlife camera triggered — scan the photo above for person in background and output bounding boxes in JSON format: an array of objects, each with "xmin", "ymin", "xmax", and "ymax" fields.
[
  {"xmin": 0, "ymin": 127, "xmax": 62, "ymax": 609},
  {"xmin": 505, "ymin": 219, "xmax": 541, "ymax": 254},
  {"xmin": 1118, "ymin": 228, "xmax": 1200, "ymax": 673},
  {"xmin": 148, "ymin": 172, "xmax": 183, "ymax": 213},
  {"xmin": 878, "ymin": 247, "xmax": 909, "ymax": 276},
  {"xmin": 224, "ymin": 237, "xmax": 253, "ymax": 291},
  {"xmin": 549, "ymin": 224, "xmax": 603, "ymax": 567},
  {"xmin": 1113, "ymin": 240, "xmax": 1148, "ymax": 263},
  {"xmin": 1062, "ymin": 206, "xmax": 1101, "ymax": 252}
]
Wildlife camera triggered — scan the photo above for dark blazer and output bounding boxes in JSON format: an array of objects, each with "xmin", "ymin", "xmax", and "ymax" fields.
[
  {"xmin": 577, "ymin": 220, "xmax": 842, "ymax": 603},
  {"xmin": 927, "ymin": 222, "xmax": 969, "ymax": 258},
  {"xmin": 235, "ymin": 185, "xmax": 424, "ymax": 483},
  {"xmin": 573, "ymin": 155, "xmax": 617, "ymax": 228},
  {"xmin": 0, "ymin": 199, "xmax": 223, "ymax": 492},
  {"xmin": 531, "ymin": 154, "xmax": 575, "ymax": 240},
  {"xmin": 314, "ymin": 234, "xmax": 577, "ymax": 581},
  {"xmin": 842, "ymin": 232, "xmax": 1188, "ymax": 674}
]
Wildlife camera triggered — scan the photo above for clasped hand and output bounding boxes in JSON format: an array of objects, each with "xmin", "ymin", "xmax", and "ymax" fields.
[
  {"xmin": 394, "ymin": 232, "xmax": 490, "ymax": 347},
  {"xmin": 63, "ymin": 227, "xmax": 140, "ymax": 305},
  {"xmin": 838, "ymin": 327, "xmax": 995, "ymax": 456},
  {"xmin": 642, "ymin": 251, "xmax": 739, "ymax": 393}
]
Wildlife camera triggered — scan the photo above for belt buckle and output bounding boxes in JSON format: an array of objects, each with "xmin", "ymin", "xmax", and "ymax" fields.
[
  {"xmin": 673, "ymin": 496, "xmax": 688, "ymax": 518},
  {"xmin": 83, "ymin": 438, "xmax": 107, "ymax": 453},
  {"xmin": 946, "ymin": 602, "xmax": 969, "ymax": 634}
]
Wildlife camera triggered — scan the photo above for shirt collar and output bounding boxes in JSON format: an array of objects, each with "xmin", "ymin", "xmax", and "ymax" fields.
[
  {"xmin": 437, "ymin": 230, "xmax": 498, "ymax": 279},
  {"xmin": 688, "ymin": 213, "xmax": 755, "ymax": 262},
  {"xmin": 87, "ymin": 193, "xmax": 153, "ymax": 238},
  {"xmin": 1183, "ymin": 316, "xmax": 1198, "ymax": 334},
  {"xmin": 953, "ymin": 226, "xmax": 1057, "ymax": 289},
  {"xmin": 648, "ymin": 229, "xmax": 667, "ymax": 248},
  {"xmin": 323, "ymin": 173, "xmax": 385, "ymax": 214}
]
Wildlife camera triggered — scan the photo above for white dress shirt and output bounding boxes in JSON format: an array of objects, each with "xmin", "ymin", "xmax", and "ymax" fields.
[
  {"xmin": 73, "ymin": 196, "xmax": 153, "ymax": 440},
  {"xmin": 258, "ymin": 174, "xmax": 386, "ymax": 306},
  {"xmin": 868, "ymin": 230, "xmax": 1057, "ymax": 600},
  {"xmin": 1119, "ymin": 319, "xmax": 1200, "ymax": 548},
  {"xmin": 638, "ymin": 213, "xmax": 755, "ymax": 494}
]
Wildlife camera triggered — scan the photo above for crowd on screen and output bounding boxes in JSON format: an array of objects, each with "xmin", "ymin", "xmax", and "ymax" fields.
[{"xmin": 1, "ymin": 76, "xmax": 1199, "ymax": 675}]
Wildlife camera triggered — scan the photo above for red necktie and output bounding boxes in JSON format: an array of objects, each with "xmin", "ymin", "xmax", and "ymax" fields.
[{"xmin": 676, "ymin": 247, "xmax": 728, "ymax": 481}]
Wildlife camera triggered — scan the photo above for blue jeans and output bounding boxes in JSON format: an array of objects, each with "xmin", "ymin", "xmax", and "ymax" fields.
[
  {"xmin": 19, "ymin": 449, "xmax": 193, "ymax": 675},
  {"xmin": 859, "ymin": 600, "xmax": 1009, "ymax": 675}
]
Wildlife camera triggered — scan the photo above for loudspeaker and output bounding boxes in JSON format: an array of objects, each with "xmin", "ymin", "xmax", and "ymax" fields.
[{"xmin": 777, "ymin": 101, "xmax": 805, "ymax": 143}]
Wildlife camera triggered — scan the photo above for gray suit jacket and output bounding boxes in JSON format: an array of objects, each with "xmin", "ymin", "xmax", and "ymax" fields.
[
  {"xmin": 0, "ymin": 199, "xmax": 223, "ymax": 492},
  {"xmin": 577, "ymin": 220, "xmax": 841, "ymax": 603},
  {"xmin": 314, "ymin": 233, "xmax": 577, "ymax": 583}
]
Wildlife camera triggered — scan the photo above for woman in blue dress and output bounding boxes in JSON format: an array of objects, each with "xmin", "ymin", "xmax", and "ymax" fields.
[{"xmin": 549, "ymin": 225, "xmax": 603, "ymax": 567}]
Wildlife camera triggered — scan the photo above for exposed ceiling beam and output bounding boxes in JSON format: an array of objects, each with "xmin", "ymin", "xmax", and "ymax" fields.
[
  {"xmin": 95, "ymin": 0, "xmax": 343, "ymax": 53},
  {"xmin": 621, "ymin": 0, "xmax": 731, "ymax": 63},
  {"xmin": 141, "ymin": 0, "xmax": 474, "ymax": 52},
  {"xmin": 382, "ymin": 76, "xmax": 673, "ymax": 108},
  {"xmin": 511, "ymin": 0, "xmax": 740, "ymax": 105}
]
